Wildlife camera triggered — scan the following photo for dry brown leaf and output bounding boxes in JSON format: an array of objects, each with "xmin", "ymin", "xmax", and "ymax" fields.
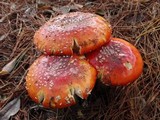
[
  {"xmin": 0, "ymin": 48, "xmax": 29, "ymax": 76},
  {"xmin": 0, "ymin": 34, "xmax": 9, "ymax": 41},
  {"xmin": 52, "ymin": 3, "xmax": 83, "ymax": 14},
  {"xmin": 0, "ymin": 97, "xmax": 21, "ymax": 120}
]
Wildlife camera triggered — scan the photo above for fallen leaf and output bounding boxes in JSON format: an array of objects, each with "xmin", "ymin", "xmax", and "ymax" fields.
[
  {"xmin": 23, "ymin": 7, "xmax": 36, "ymax": 18},
  {"xmin": 0, "ymin": 97, "xmax": 21, "ymax": 120},
  {"xmin": 60, "ymin": 4, "xmax": 83, "ymax": 13},
  {"xmin": 0, "ymin": 58, "xmax": 18, "ymax": 75},
  {"xmin": 59, "ymin": 6, "xmax": 71, "ymax": 13},
  {"xmin": 95, "ymin": 9, "xmax": 105, "ymax": 16},
  {"xmin": 84, "ymin": 2, "xmax": 94, "ymax": 6},
  {"xmin": 10, "ymin": 3, "xmax": 16, "ymax": 10},
  {"xmin": 38, "ymin": 5, "xmax": 52, "ymax": 11},
  {"xmin": 0, "ymin": 33, "xmax": 9, "ymax": 41},
  {"xmin": 0, "ymin": 47, "xmax": 29, "ymax": 76},
  {"xmin": 52, "ymin": 3, "xmax": 83, "ymax": 14},
  {"xmin": 74, "ymin": 3, "xmax": 83, "ymax": 9}
]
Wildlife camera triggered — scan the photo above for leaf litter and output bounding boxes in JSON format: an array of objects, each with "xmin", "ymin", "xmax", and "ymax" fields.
[
  {"xmin": 0, "ymin": 47, "xmax": 30, "ymax": 76},
  {"xmin": 0, "ymin": 0, "xmax": 160, "ymax": 120},
  {"xmin": 0, "ymin": 97, "xmax": 20, "ymax": 120}
]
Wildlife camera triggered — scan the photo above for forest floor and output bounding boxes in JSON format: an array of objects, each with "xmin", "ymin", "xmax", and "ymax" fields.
[{"xmin": 0, "ymin": 0, "xmax": 160, "ymax": 120}]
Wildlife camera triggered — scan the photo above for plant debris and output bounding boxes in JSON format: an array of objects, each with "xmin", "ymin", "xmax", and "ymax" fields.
[
  {"xmin": 0, "ymin": 97, "xmax": 20, "ymax": 120},
  {"xmin": 0, "ymin": 47, "xmax": 30, "ymax": 76},
  {"xmin": 0, "ymin": 0, "xmax": 159, "ymax": 120}
]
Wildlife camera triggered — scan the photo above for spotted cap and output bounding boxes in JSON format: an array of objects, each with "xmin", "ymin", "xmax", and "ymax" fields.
[
  {"xmin": 26, "ymin": 55, "xmax": 97, "ymax": 108},
  {"xmin": 86, "ymin": 38, "xmax": 143, "ymax": 85},
  {"xmin": 34, "ymin": 12, "xmax": 112, "ymax": 55}
]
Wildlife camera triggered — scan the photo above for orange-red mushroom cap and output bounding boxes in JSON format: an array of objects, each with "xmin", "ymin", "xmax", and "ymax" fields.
[
  {"xmin": 26, "ymin": 55, "xmax": 97, "ymax": 108},
  {"xmin": 34, "ymin": 12, "xmax": 112, "ymax": 55},
  {"xmin": 86, "ymin": 38, "xmax": 143, "ymax": 86}
]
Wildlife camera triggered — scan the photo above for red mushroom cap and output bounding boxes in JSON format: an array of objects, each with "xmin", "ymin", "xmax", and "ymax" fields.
[
  {"xmin": 34, "ymin": 12, "xmax": 112, "ymax": 55},
  {"xmin": 86, "ymin": 38, "xmax": 143, "ymax": 86},
  {"xmin": 26, "ymin": 55, "xmax": 97, "ymax": 108}
]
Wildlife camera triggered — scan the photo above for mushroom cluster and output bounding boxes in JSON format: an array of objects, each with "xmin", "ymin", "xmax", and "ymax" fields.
[{"xmin": 26, "ymin": 12, "xmax": 143, "ymax": 108}]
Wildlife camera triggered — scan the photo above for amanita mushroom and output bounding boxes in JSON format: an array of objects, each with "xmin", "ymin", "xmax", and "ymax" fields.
[
  {"xmin": 34, "ymin": 12, "xmax": 112, "ymax": 55},
  {"xmin": 26, "ymin": 55, "xmax": 97, "ymax": 108},
  {"xmin": 86, "ymin": 38, "xmax": 143, "ymax": 86}
]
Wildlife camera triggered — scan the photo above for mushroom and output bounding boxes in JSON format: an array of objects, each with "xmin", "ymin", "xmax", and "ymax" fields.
[
  {"xmin": 34, "ymin": 12, "xmax": 112, "ymax": 55},
  {"xmin": 86, "ymin": 38, "xmax": 143, "ymax": 86},
  {"xmin": 26, "ymin": 55, "xmax": 97, "ymax": 108}
]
